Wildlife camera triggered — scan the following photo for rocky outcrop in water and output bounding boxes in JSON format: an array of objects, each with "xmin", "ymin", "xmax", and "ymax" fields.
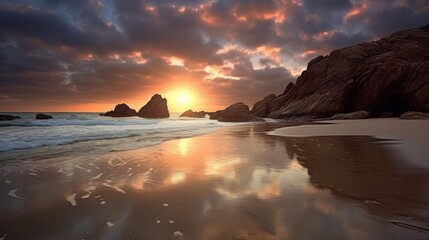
[
  {"xmin": 210, "ymin": 102, "xmax": 264, "ymax": 122},
  {"xmin": 180, "ymin": 109, "xmax": 207, "ymax": 118},
  {"xmin": 103, "ymin": 103, "xmax": 137, "ymax": 117},
  {"xmin": 138, "ymin": 94, "xmax": 169, "ymax": 118},
  {"xmin": 0, "ymin": 115, "xmax": 21, "ymax": 121},
  {"xmin": 36, "ymin": 113, "xmax": 53, "ymax": 119},
  {"xmin": 252, "ymin": 25, "xmax": 429, "ymax": 119}
]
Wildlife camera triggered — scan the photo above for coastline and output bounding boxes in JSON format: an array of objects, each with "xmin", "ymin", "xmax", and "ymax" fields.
[
  {"xmin": 268, "ymin": 118, "xmax": 429, "ymax": 168},
  {"xmin": 1, "ymin": 122, "xmax": 429, "ymax": 239}
]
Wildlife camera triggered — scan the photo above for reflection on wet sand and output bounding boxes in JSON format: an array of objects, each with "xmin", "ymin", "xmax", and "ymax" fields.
[{"xmin": 0, "ymin": 123, "xmax": 428, "ymax": 239}]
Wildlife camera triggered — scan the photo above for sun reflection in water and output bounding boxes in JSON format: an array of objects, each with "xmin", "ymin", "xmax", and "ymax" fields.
[{"xmin": 178, "ymin": 138, "xmax": 191, "ymax": 156}]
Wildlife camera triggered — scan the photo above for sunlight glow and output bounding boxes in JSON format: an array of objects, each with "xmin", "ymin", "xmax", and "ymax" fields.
[{"xmin": 164, "ymin": 89, "xmax": 198, "ymax": 112}]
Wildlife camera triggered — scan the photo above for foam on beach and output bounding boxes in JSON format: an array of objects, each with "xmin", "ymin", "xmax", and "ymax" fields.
[
  {"xmin": 102, "ymin": 183, "xmax": 126, "ymax": 194},
  {"xmin": 66, "ymin": 193, "xmax": 77, "ymax": 206},
  {"xmin": 8, "ymin": 189, "xmax": 25, "ymax": 200}
]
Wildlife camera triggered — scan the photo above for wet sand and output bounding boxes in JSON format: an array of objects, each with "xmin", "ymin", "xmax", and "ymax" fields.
[{"xmin": 1, "ymin": 122, "xmax": 429, "ymax": 239}]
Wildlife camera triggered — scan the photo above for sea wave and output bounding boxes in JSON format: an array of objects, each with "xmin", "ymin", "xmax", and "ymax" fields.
[{"xmin": 0, "ymin": 113, "xmax": 234, "ymax": 152}]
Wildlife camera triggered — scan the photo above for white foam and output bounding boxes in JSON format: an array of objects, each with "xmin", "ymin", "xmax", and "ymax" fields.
[
  {"xmin": 100, "ymin": 201, "xmax": 106, "ymax": 205},
  {"xmin": 28, "ymin": 172, "xmax": 40, "ymax": 177},
  {"xmin": 102, "ymin": 183, "xmax": 126, "ymax": 194},
  {"xmin": 106, "ymin": 221, "xmax": 114, "ymax": 228},
  {"xmin": 168, "ymin": 220, "xmax": 175, "ymax": 224},
  {"xmin": 91, "ymin": 173, "xmax": 103, "ymax": 179},
  {"xmin": 0, "ymin": 113, "xmax": 234, "ymax": 152},
  {"xmin": 156, "ymin": 218, "xmax": 161, "ymax": 224},
  {"xmin": 5, "ymin": 179, "xmax": 11, "ymax": 184},
  {"xmin": 8, "ymin": 188, "xmax": 25, "ymax": 200},
  {"xmin": 66, "ymin": 193, "xmax": 77, "ymax": 206},
  {"xmin": 173, "ymin": 231, "xmax": 184, "ymax": 239},
  {"xmin": 81, "ymin": 186, "xmax": 96, "ymax": 199},
  {"xmin": 162, "ymin": 203, "xmax": 169, "ymax": 207}
]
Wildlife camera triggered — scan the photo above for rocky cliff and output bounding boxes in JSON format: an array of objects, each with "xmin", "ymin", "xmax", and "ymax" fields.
[{"xmin": 252, "ymin": 25, "xmax": 429, "ymax": 119}]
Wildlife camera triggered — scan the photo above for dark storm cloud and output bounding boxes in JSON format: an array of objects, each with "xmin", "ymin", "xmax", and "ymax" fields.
[
  {"xmin": 0, "ymin": 0, "xmax": 428, "ymax": 110},
  {"xmin": 0, "ymin": 5, "xmax": 94, "ymax": 48},
  {"xmin": 348, "ymin": 2, "xmax": 429, "ymax": 37},
  {"xmin": 303, "ymin": 0, "xmax": 352, "ymax": 13},
  {"xmin": 114, "ymin": 1, "xmax": 223, "ymax": 64}
]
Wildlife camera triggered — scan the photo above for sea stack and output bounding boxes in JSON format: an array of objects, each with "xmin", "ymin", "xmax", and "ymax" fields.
[
  {"xmin": 0, "ymin": 115, "xmax": 21, "ymax": 121},
  {"xmin": 103, "ymin": 103, "xmax": 137, "ymax": 117},
  {"xmin": 36, "ymin": 113, "xmax": 53, "ymax": 119},
  {"xmin": 138, "ymin": 94, "xmax": 170, "ymax": 118}
]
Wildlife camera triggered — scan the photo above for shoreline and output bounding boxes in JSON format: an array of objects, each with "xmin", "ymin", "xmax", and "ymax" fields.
[
  {"xmin": 1, "ymin": 122, "xmax": 429, "ymax": 239},
  {"xmin": 268, "ymin": 118, "xmax": 429, "ymax": 168}
]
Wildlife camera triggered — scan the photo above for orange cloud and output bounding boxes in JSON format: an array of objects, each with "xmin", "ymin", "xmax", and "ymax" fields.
[{"xmin": 344, "ymin": 2, "xmax": 368, "ymax": 22}]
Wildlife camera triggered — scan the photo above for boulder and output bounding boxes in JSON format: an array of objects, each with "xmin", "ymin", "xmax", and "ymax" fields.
[
  {"xmin": 330, "ymin": 110, "xmax": 370, "ymax": 120},
  {"xmin": 0, "ymin": 115, "xmax": 21, "ymax": 121},
  {"xmin": 138, "ymin": 94, "xmax": 169, "ymax": 118},
  {"xmin": 103, "ymin": 103, "xmax": 137, "ymax": 117},
  {"xmin": 400, "ymin": 111, "xmax": 429, "ymax": 119},
  {"xmin": 36, "ymin": 113, "xmax": 53, "ymax": 119},
  {"xmin": 252, "ymin": 25, "xmax": 429, "ymax": 119},
  {"xmin": 209, "ymin": 102, "xmax": 264, "ymax": 122},
  {"xmin": 250, "ymin": 94, "xmax": 276, "ymax": 117},
  {"xmin": 180, "ymin": 109, "xmax": 207, "ymax": 118}
]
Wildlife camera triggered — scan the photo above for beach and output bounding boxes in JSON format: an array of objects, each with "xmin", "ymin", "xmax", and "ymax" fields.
[{"xmin": 1, "ymin": 120, "xmax": 429, "ymax": 239}]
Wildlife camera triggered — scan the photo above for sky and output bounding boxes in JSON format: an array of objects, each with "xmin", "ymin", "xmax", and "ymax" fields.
[{"xmin": 1, "ymin": 0, "xmax": 428, "ymax": 112}]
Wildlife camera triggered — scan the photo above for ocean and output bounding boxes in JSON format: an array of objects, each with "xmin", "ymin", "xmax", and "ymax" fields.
[{"xmin": 0, "ymin": 112, "xmax": 235, "ymax": 156}]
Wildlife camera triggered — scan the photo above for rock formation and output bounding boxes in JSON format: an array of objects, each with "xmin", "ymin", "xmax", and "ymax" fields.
[
  {"xmin": 250, "ymin": 94, "xmax": 276, "ymax": 117},
  {"xmin": 138, "ymin": 94, "xmax": 169, "ymax": 118},
  {"xmin": 330, "ymin": 110, "xmax": 370, "ymax": 120},
  {"xmin": 209, "ymin": 102, "xmax": 264, "ymax": 122},
  {"xmin": 36, "ymin": 113, "xmax": 53, "ymax": 119},
  {"xmin": 180, "ymin": 109, "xmax": 207, "ymax": 118},
  {"xmin": 103, "ymin": 103, "xmax": 137, "ymax": 117},
  {"xmin": 252, "ymin": 25, "xmax": 429, "ymax": 119},
  {"xmin": 0, "ymin": 115, "xmax": 21, "ymax": 121},
  {"xmin": 400, "ymin": 111, "xmax": 429, "ymax": 119}
]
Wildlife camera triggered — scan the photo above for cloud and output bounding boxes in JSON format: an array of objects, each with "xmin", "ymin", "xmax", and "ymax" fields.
[{"xmin": 0, "ymin": 0, "xmax": 428, "ymax": 111}]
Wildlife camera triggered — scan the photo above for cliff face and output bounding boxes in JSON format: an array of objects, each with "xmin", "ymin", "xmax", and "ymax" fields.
[{"xmin": 252, "ymin": 25, "xmax": 429, "ymax": 119}]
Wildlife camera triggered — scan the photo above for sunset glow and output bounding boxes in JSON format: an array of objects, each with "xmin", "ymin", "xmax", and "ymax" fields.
[
  {"xmin": 165, "ymin": 89, "xmax": 197, "ymax": 113},
  {"xmin": 1, "ymin": 0, "xmax": 428, "ymax": 112}
]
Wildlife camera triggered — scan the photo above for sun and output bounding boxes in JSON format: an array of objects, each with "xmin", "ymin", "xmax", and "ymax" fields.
[
  {"xmin": 179, "ymin": 94, "xmax": 188, "ymax": 103},
  {"xmin": 164, "ymin": 89, "xmax": 198, "ymax": 112}
]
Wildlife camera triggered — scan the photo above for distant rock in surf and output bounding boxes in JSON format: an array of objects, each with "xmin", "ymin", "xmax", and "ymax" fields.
[
  {"xmin": 330, "ymin": 110, "xmax": 370, "ymax": 120},
  {"xmin": 103, "ymin": 103, "xmax": 137, "ymax": 117},
  {"xmin": 35, "ymin": 113, "xmax": 53, "ymax": 119},
  {"xmin": 138, "ymin": 94, "xmax": 169, "ymax": 118},
  {"xmin": 0, "ymin": 115, "xmax": 21, "ymax": 121},
  {"xmin": 180, "ymin": 109, "xmax": 207, "ymax": 118},
  {"xmin": 209, "ymin": 102, "xmax": 264, "ymax": 122},
  {"xmin": 400, "ymin": 111, "xmax": 429, "ymax": 119},
  {"xmin": 252, "ymin": 24, "xmax": 429, "ymax": 119}
]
